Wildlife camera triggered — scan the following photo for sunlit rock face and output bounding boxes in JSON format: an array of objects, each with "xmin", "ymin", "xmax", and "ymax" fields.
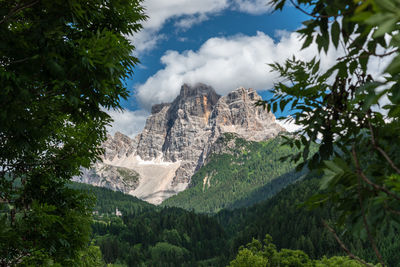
[{"xmin": 74, "ymin": 83, "xmax": 285, "ymax": 204}]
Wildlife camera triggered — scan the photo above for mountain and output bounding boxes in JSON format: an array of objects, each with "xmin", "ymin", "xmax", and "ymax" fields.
[{"xmin": 74, "ymin": 83, "xmax": 285, "ymax": 204}]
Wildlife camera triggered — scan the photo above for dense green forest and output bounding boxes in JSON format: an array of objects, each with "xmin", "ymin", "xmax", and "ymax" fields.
[
  {"xmin": 228, "ymin": 235, "xmax": 368, "ymax": 267},
  {"xmin": 217, "ymin": 177, "xmax": 400, "ymax": 266},
  {"xmin": 162, "ymin": 133, "xmax": 307, "ymax": 213},
  {"xmin": 73, "ymin": 183, "xmax": 227, "ymax": 266},
  {"xmin": 74, "ymin": 175, "xmax": 399, "ymax": 266}
]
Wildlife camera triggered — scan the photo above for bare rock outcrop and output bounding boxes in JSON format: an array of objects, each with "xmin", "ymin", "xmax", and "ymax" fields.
[
  {"xmin": 212, "ymin": 87, "xmax": 284, "ymax": 141},
  {"xmin": 78, "ymin": 163, "xmax": 140, "ymax": 194},
  {"xmin": 103, "ymin": 131, "xmax": 137, "ymax": 161}
]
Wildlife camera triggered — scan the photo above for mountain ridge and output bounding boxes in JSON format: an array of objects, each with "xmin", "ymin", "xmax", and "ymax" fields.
[{"xmin": 74, "ymin": 83, "xmax": 285, "ymax": 204}]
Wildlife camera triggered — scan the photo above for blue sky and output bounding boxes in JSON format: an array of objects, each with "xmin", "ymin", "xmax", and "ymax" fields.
[
  {"xmin": 108, "ymin": 0, "xmax": 314, "ymax": 137},
  {"xmin": 105, "ymin": 0, "xmax": 392, "ymax": 138},
  {"xmin": 122, "ymin": 4, "xmax": 307, "ymax": 109}
]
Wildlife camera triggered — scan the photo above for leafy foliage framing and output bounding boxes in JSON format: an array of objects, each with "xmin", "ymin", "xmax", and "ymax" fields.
[
  {"xmin": 261, "ymin": 0, "xmax": 400, "ymax": 265},
  {"xmin": 0, "ymin": 0, "xmax": 146, "ymax": 265}
]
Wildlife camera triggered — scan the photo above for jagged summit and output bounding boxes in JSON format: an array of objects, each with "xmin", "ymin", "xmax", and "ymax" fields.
[
  {"xmin": 151, "ymin": 103, "xmax": 170, "ymax": 114},
  {"xmin": 179, "ymin": 83, "xmax": 220, "ymax": 99},
  {"xmin": 167, "ymin": 83, "xmax": 220, "ymax": 125},
  {"xmin": 151, "ymin": 83, "xmax": 220, "ymax": 117},
  {"xmin": 75, "ymin": 84, "xmax": 285, "ymax": 204}
]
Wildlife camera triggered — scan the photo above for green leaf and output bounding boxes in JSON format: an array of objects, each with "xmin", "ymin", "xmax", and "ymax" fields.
[
  {"xmin": 324, "ymin": 160, "xmax": 344, "ymax": 174},
  {"xmin": 311, "ymin": 61, "xmax": 320, "ymax": 74},
  {"xmin": 376, "ymin": 0, "xmax": 397, "ymax": 11},
  {"xmin": 272, "ymin": 102, "xmax": 277, "ymax": 113},
  {"xmin": 279, "ymin": 99, "xmax": 288, "ymax": 112},
  {"xmin": 359, "ymin": 52, "xmax": 369, "ymax": 72},
  {"xmin": 349, "ymin": 60, "xmax": 357, "ymax": 74},
  {"xmin": 295, "ymin": 161, "xmax": 305, "ymax": 171},
  {"xmin": 331, "ymin": 20, "xmax": 340, "ymax": 49},
  {"xmin": 351, "ymin": 11, "xmax": 373, "ymax": 22},
  {"xmin": 385, "ymin": 54, "xmax": 400, "ymax": 74},
  {"xmin": 316, "ymin": 34, "xmax": 324, "ymax": 52},
  {"xmin": 373, "ymin": 17, "xmax": 397, "ymax": 37},
  {"xmin": 301, "ymin": 34, "xmax": 314, "ymax": 50},
  {"xmin": 302, "ymin": 19, "xmax": 314, "ymax": 26},
  {"xmin": 300, "ymin": 135, "xmax": 307, "ymax": 146},
  {"xmin": 295, "ymin": 139, "xmax": 301, "ymax": 149},
  {"xmin": 322, "ymin": 33, "xmax": 330, "ymax": 54}
]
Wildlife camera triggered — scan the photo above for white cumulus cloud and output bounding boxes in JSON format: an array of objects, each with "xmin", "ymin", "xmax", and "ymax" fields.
[
  {"xmin": 131, "ymin": 0, "xmax": 229, "ymax": 53},
  {"xmin": 143, "ymin": 0, "xmax": 228, "ymax": 30},
  {"xmin": 135, "ymin": 30, "xmax": 338, "ymax": 110},
  {"xmin": 106, "ymin": 109, "xmax": 150, "ymax": 138},
  {"xmin": 134, "ymin": 29, "xmax": 395, "ymax": 110},
  {"xmin": 130, "ymin": 0, "xmax": 276, "ymax": 53},
  {"xmin": 231, "ymin": 0, "xmax": 273, "ymax": 14},
  {"xmin": 174, "ymin": 13, "xmax": 210, "ymax": 30}
]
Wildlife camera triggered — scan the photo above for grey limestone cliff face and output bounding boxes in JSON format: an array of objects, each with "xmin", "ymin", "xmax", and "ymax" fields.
[
  {"xmin": 136, "ymin": 83, "xmax": 220, "ymax": 163},
  {"xmin": 103, "ymin": 131, "xmax": 137, "ymax": 161},
  {"xmin": 212, "ymin": 87, "xmax": 283, "ymax": 141},
  {"xmin": 78, "ymin": 163, "xmax": 140, "ymax": 194},
  {"xmin": 135, "ymin": 103, "xmax": 170, "ymax": 160},
  {"xmin": 76, "ymin": 83, "xmax": 285, "ymax": 204}
]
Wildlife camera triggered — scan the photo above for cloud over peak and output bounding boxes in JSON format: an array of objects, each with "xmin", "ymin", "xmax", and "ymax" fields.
[{"xmin": 135, "ymin": 30, "xmax": 323, "ymax": 110}]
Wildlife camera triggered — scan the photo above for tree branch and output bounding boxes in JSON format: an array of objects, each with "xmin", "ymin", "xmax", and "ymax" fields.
[
  {"xmin": 368, "ymin": 120, "xmax": 400, "ymax": 174},
  {"xmin": 352, "ymin": 146, "xmax": 400, "ymax": 202},
  {"xmin": 337, "ymin": 48, "xmax": 398, "ymax": 62},
  {"xmin": 288, "ymin": 0, "xmax": 335, "ymax": 19},
  {"xmin": 322, "ymin": 220, "xmax": 374, "ymax": 267},
  {"xmin": 0, "ymin": 0, "xmax": 40, "ymax": 25},
  {"xmin": 355, "ymin": 156, "xmax": 385, "ymax": 266},
  {"xmin": 7, "ymin": 57, "xmax": 32, "ymax": 66}
]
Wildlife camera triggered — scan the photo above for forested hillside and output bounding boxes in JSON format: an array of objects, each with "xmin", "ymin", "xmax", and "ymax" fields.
[
  {"xmin": 217, "ymin": 177, "xmax": 400, "ymax": 266},
  {"xmin": 73, "ymin": 183, "xmax": 228, "ymax": 266},
  {"xmin": 74, "ymin": 176, "xmax": 399, "ymax": 266},
  {"xmin": 162, "ymin": 133, "xmax": 306, "ymax": 213},
  {"xmin": 69, "ymin": 182, "xmax": 153, "ymax": 214}
]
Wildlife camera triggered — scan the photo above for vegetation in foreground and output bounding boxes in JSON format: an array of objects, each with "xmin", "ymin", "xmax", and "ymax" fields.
[
  {"xmin": 264, "ymin": 0, "xmax": 400, "ymax": 265},
  {"xmin": 1, "ymin": 0, "xmax": 146, "ymax": 265}
]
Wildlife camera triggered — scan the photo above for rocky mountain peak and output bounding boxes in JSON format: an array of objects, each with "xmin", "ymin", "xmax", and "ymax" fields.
[
  {"xmin": 151, "ymin": 103, "xmax": 171, "ymax": 114},
  {"xmin": 179, "ymin": 83, "xmax": 220, "ymax": 100},
  {"xmin": 114, "ymin": 131, "xmax": 131, "ymax": 142},
  {"xmin": 103, "ymin": 131, "xmax": 135, "ymax": 161},
  {"xmin": 225, "ymin": 87, "xmax": 260, "ymax": 103},
  {"xmin": 170, "ymin": 83, "xmax": 220, "ymax": 119},
  {"xmin": 77, "ymin": 84, "xmax": 286, "ymax": 204}
]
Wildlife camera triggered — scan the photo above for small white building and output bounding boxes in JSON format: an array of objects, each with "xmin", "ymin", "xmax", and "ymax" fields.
[{"xmin": 115, "ymin": 207, "xmax": 122, "ymax": 217}]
